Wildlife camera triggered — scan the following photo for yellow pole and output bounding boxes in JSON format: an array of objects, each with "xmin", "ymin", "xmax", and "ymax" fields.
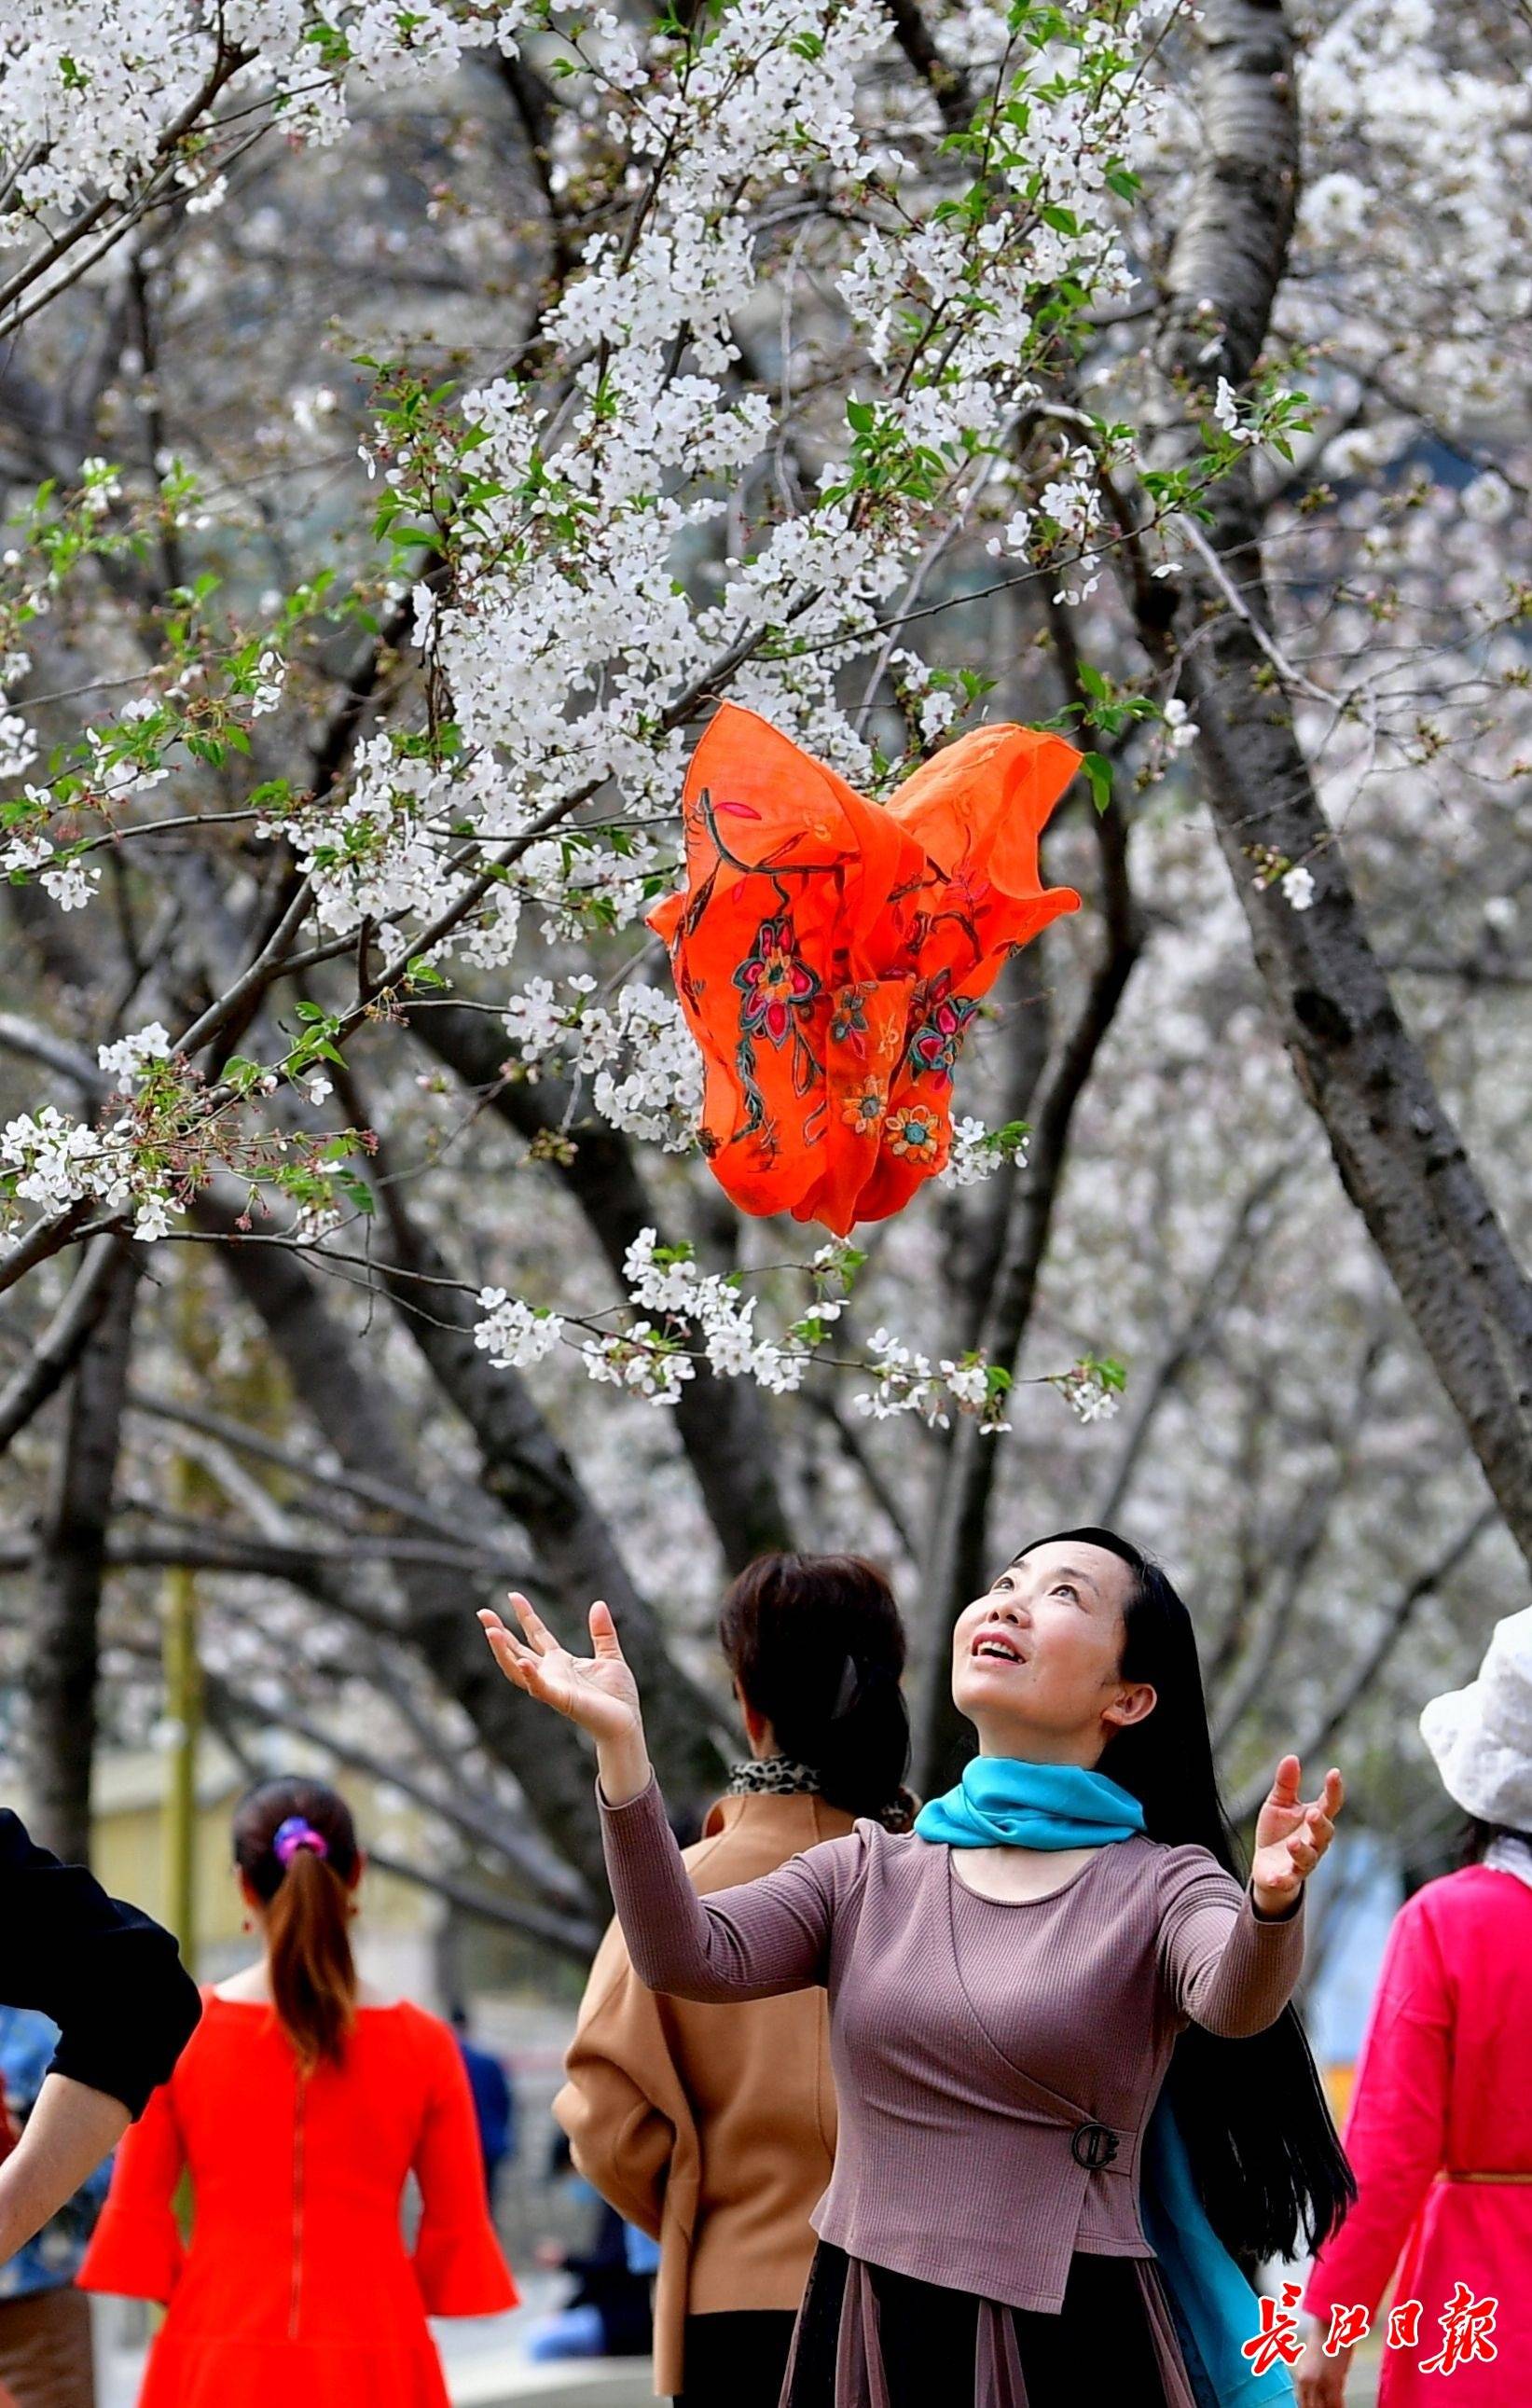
[{"xmin": 162, "ymin": 1264, "xmax": 203, "ymax": 1972}]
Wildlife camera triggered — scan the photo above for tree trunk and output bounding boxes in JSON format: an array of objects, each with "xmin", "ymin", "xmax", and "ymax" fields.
[
  {"xmin": 365, "ymin": 1172, "xmax": 730, "ymax": 1812},
  {"xmin": 408, "ymin": 999, "xmax": 795, "ymax": 1568},
  {"xmin": 25, "ymin": 1245, "xmax": 137, "ymax": 1861},
  {"xmin": 197, "ymin": 1183, "xmax": 724, "ymax": 1890},
  {"xmin": 1140, "ymin": 0, "xmax": 1532, "ymax": 1560}
]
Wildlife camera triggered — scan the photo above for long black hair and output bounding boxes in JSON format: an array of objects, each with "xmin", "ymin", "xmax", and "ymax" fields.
[
  {"xmin": 718, "ymin": 1553, "xmax": 913, "ymax": 1828},
  {"xmin": 1013, "ymin": 1528, "xmax": 1355, "ymax": 2266},
  {"xmin": 1456, "ymin": 1815, "xmax": 1532, "ymax": 1869}
]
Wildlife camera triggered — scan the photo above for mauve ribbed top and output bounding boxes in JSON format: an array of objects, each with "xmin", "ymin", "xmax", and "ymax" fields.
[{"xmin": 600, "ymin": 1777, "xmax": 1304, "ymax": 2317}]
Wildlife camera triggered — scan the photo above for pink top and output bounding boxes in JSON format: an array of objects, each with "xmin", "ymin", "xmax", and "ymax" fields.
[{"xmin": 1304, "ymin": 1864, "xmax": 1532, "ymax": 2404}]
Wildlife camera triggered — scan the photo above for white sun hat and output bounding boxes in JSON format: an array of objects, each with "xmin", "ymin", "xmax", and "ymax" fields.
[{"xmin": 1419, "ymin": 1604, "xmax": 1532, "ymax": 1830}]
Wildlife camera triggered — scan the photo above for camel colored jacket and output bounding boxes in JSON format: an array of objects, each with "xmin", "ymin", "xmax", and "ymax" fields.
[{"xmin": 554, "ymin": 1789, "xmax": 854, "ymax": 2397}]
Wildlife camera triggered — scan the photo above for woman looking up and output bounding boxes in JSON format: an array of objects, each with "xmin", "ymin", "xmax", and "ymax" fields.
[
  {"xmin": 78, "ymin": 1776, "xmax": 517, "ymax": 2407},
  {"xmin": 482, "ymin": 1530, "xmax": 1351, "ymax": 2408},
  {"xmin": 556, "ymin": 1552, "xmax": 912, "ymax": 2408}
]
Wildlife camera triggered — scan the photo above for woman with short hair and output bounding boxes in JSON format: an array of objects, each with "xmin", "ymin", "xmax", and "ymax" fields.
[{"xmin": 556, "ymin": 1552, "xmax": 913, "ymax": 2408}]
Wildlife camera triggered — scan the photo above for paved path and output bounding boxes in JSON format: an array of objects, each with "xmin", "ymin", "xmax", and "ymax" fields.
[{"xmin": 102, "ymin": 2318, "xmax": 1380, "ymax": 2408}]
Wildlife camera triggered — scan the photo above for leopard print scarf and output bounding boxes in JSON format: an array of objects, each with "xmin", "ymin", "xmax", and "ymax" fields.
[
  {"xmin": 726, "ymin": 1753, "xmax": 822, "ymax": 1799},
  {"xmin": 726, "ymin": 1754, "xmax": 916, "ymax": 1834}
]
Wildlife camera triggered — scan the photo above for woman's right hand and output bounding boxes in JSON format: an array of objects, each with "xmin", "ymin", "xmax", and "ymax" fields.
[{"xmin": 479, "ymin": 1595, "xmax": 651, "ymax": 1801}]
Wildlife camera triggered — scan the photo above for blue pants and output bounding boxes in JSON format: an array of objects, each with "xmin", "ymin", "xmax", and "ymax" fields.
[{"xmin": 525, "ymin": 2304, "xmax": 607, "ymax": 2362}]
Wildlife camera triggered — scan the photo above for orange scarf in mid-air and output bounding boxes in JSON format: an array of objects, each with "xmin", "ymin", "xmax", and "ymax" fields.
[{"xmin": 647, "ymin": 702, "xmax": 1083, "ymax": 1236}]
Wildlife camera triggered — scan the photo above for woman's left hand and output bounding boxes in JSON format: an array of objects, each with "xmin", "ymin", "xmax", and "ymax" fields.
[{"xmin": 1250, "ymin": 1756, "xmax": 1344, "ymax": 1917}]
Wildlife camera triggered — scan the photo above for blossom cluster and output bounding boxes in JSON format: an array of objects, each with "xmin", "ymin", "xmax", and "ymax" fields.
[
  {"xmin": 0, "ymin": 3, "xmax": 534, "ymax": 260},
  {"xmin": 472, "ymin": 1290, "xmax": 564, "ymax": 1370},
  {"xmin": 98, "ymin": 1024, "xmax": 173, "ymax": 1088},
  {"xmin": 467, "ymin": 1225, "xmax": 1014, "ymax": 1416},
  {"xmin": 503, "ymin": 978, "xmax": 703, "ymax": 1151},
  {"xmin": 939, "ymin": 1117, "xmax": 1029, "ymax": 1188},
  {"xmin": 619, "ymin": 1226, "xmax": 812, "ymax": 1395},
  {"xmin": 1055, "ymin": 1359, "xmax": 1125, "ymax": 1426},
  {"xmin": 0, "ymin": 1104, "xmax": 173, "ymax": 1240},
  {"xmin": 853, "ymin": 1329, "xmax": 1011, "ymax": 1433}
]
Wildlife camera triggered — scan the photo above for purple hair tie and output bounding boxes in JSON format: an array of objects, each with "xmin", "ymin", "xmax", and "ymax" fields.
[{"xmin": 272, "ymin": 1815, "xmax": 329, "ymax": 1866}]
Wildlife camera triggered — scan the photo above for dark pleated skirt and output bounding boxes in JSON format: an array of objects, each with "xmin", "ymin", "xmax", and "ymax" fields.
[
  {"xmin": 780, "ymin": 2242, "xmax": 1172, "ymax": 2408},
  {"xmin": 676, "ymin": 2308, "xmax": 801, "ymax": 2407}
]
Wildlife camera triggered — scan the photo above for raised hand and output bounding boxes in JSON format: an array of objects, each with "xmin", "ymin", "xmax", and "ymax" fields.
[
  {"xmin": 479, "ymin": 1594, "xmax": 652, "ymax": 1805},
  {"xmin": 1250, "ymin": 1757, "xmax": 1344, "ymax": 1917},
  {"xmin": 479, "ymin": 1594, "xmax": 641, "ymax": 1737}
]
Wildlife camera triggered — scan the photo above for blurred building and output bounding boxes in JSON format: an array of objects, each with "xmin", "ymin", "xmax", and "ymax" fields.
[{"xmin": 73, "ymin": 1738, "xmax": 447, "ymax": 2002}]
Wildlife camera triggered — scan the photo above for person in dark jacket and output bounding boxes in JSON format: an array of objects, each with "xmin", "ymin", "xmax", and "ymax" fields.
[
  {"xmin": 0, "ymin": 1809, "xmax": 202, "ymax": 2269},
  {"xmin": 448, "ymin": 2003, "xmax": 517, "ymax": 2210},
  {"xmin": 523, "ymin": 2131, "xmax": 654, "ymax": 2364}
]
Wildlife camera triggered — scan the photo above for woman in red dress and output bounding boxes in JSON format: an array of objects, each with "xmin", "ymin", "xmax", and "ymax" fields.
[{"xmin": 78, "ymin": 1778, "xmax": 518, "ymax": 2407}]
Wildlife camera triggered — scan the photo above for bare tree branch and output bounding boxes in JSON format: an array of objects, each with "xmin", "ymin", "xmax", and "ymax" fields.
[
  {"xmin": 365, "ymin": 1844, "xmax": 600, "ymax": 1960},
  {"xmin": 1095, "ymin": 1162, "xmax": 1290, "ymax": 1524},
  {"xmin": 0, "ymin": 1235, "xmax": 142, "ymax": 1458},
  {"xmin": 0, "ymin": 1014, "xmax": 104, "ymax": 1096},
  {"xmin": 127, "ymin": 1387, "xmax": 538, "ymax": 1573},
  {"xmin": 406, "ymin": 999, "xmax": 796, "ymax": 1568},
  {"xmin": 1228, "ymin": 1506, "xmax": 1499, "ymax": 1820}
]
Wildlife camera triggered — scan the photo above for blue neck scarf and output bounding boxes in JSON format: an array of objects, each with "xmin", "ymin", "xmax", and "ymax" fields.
[{"xmin": 914, "ymin": 1758, "xmax": 1292, "ymax": 2408}]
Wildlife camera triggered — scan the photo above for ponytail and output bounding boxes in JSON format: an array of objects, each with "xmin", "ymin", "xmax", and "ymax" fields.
[
  {"xmin": 233, "ymin": 1778, "xmax": 360, "ymax": 2071},
  {"xmin": 718, "ymin": 1554, "xmax": 912, "ymax": 1827}
]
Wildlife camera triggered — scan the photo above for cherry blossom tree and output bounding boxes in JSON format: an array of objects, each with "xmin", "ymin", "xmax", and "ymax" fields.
[{"xmin": 0, "ymin": 0, "xmax": 1526, "ymax": 1915}]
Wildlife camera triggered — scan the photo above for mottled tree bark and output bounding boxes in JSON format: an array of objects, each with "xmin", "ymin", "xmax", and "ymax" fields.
[
  {"xmin": 1142, "ymin": 0, "xmax": 1532, "ymax": 1559},
  {"xmin": 25, "ymin": 1246, "xmax": 137, "ymax": 1861}
]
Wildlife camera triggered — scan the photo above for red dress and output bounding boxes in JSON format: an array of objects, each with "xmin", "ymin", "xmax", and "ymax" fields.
[
  {"xmin": 647, "ymin": 703, "xmax": 1082, "ymax": 1234},
  {"xmin": 78, "ymin": 1994, "xmax": 518, "ymax": 2408}
]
